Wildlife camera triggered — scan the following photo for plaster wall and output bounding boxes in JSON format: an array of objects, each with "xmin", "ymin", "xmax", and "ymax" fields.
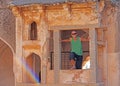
[
  {"xmin": 101, "ymin": 1, "xmax": 120, "ymax": 86},
  {"xmin": 0, "ymin": 39, "xmax": 15, "ymax": 86},
  {"xmin": 47, "ymin": 70, "xmax": 91, "ymax": 84},
  {"xmin": 107, "ymin": 53, "xmax": 120, "ymax": 86}
]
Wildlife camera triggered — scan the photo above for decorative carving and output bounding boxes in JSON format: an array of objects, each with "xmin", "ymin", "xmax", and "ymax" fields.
[
  {"xmin": 0, "ymin": 8, "xmax": 15, "ymax": 51},
  {"xmin": 23, "ymin": 12, "xmax": 41, "ymax": 24},
  {"xmin": 47, "ymin": 10, "xmax": 98, "ymax": 26},
  {"xmin": 39, "ymin": 18, "xmax": 49, "ymax": 59},
  {"xmin": 63, "ymin": 3, "xmax": 72, "ymax": 19},
  {"xmin": 21, "ymin": 6, "xmax": 46, "ymax": 24},
  {"xmin": 12, "ymin": 6, "xmax": 21, "ymax": 17}
]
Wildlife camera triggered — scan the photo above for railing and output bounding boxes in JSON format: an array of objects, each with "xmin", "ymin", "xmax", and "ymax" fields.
[{"xmin": 50, "ymin": 51, "xmax": 89, "ymax": 70}]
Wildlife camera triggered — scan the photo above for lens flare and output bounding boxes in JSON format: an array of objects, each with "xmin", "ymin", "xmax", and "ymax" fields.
[{"xmin": 16, "ymin": 57, "xmax": 40, "ymax": 83}]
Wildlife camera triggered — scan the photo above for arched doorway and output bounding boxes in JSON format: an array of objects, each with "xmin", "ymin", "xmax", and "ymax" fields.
[
  {"xmin": 25, "ymin": 53, "xmax": 41, "ymax": 83},
  {"xmin": 0, "ymin": 39, "xmax": 15, "ymax": 86}
]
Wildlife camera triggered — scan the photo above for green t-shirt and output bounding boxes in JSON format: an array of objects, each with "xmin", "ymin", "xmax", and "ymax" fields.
[{"xmin": 71, "ymin": 37, "xmax": 83, "ymax": 55}]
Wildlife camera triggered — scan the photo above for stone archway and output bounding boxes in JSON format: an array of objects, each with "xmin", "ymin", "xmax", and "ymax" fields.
[
  {"xmin": 25, "ymin": 53, "xmax": 41, "ymax": 83},
  {"xmin": 0, "ymin": 39, "xmax": 15, "ymax": 86}
]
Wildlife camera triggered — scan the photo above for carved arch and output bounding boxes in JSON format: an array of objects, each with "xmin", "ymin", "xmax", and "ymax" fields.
[{"xmin": 29, "ymin": 21, "xmax": 37, "ymax": 40}]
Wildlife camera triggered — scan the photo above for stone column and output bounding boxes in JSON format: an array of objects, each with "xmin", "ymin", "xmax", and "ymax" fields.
[
  {"xmin": 40, "ymin": 10, "xmax": 49, "ymax": 84},
  {"xmin": 89, "ymin": 28, "xmax": 98, "ymax": 83},
  {"xmin": 53, "ymin": 30, "xmax": 61, "ymax": 83},
  {"xmin": 41, "ymin": 38, "xmax": 49, "ymax": 84},
  {"xmin": 103, "ymin": 41, "xmax": 108, "ymax": 86},
  {"xmin": 15, "ymin": 16, "xmax": 23, "ymax": 83},
  {"xmin": 11, "ymin": 6, "xmax": 23, "ymax": 83},
  {"xmin": 41, "ymin": 65, "xmax": 46, "ymax": 84}
]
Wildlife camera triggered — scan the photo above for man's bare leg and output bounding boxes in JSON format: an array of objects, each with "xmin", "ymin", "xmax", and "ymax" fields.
[{"xmin": 70, "ymin": 59, "xmax": 76, "ymax": 69}]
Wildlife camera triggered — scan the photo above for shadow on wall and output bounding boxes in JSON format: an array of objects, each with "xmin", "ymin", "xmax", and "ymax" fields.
[{"xmin": 0, "ymin": 39, "xmax": 15, "ymax": 86}]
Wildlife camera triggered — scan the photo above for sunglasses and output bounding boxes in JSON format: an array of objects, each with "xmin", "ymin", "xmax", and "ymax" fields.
[{"xmin": 71, "ymin": 33, "xmax": 77, "ymax": 35}]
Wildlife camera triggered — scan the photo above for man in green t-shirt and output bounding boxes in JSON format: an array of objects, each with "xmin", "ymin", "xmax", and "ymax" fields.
[{"xmin": 62, "ymin": 31, "xmax": 89, "ymax": 69}]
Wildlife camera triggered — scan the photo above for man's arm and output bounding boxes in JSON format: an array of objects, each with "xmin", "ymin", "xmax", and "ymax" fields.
[
  {"xmin": 80, "ymin": 37, "xmax": 90, "ymax": 41},
  {"xmin": 61, "ymin": 38, "xmax": 71, "ymax": 42}
]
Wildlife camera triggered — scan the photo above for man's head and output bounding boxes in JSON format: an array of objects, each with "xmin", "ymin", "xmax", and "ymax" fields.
[{"xmin": 71, "ymin": 31, "xmax": 77, "ymax": 38}]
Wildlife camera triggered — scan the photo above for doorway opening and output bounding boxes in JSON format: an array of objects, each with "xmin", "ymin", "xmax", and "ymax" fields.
[{"xmin": 25, "ymin": 53, "xmax": 41, "ymax": 83}]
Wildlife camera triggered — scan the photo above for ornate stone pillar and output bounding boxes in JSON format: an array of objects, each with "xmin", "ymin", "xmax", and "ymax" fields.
[
  {"xmin": 89, "ymin": 28, "xmax": 98, "ymax": 83},
  {"xmin": 53, "ymin": 30, "xmax": 61, "ymax": 83},
  {"xmin": 42, "ymin": 58, "xmax": 47, "ymax": 84},
  {"xmin": 12, "ymin": 7, "xmax": 23, "ymax": 83},
  {"xmin": 41, "ymin": 38, "xmax": 49, "ymax": 84},
  {"xmin": 40, "ymin": 9, "xmax": 49, "ymax": 84}
]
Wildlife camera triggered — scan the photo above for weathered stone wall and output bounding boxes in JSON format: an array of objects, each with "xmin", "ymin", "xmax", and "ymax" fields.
[
  {"xmin": 101, "ymin": 1, "xmax": 120, "ymax": 86},
  {"xmin": 0, "ymin": 0, "xmax": 15, "ymax": 52},
  {"xmin": 101, "ymin": 1, "xmax": 117, "ymax": 53},
  {"xmin": 0, "ymin": 1, "xmax": 15, "ymax": 86},
  {"xmin": 116, "ymin": 2, "xmax": 120, "ymax": 52},
  {"xmin": 47, "ymin": 70, "xmax": 91, "ymax": 84},
  {"xmin": 8, "ymin": 1, "xmax": 120, "ymax": 86},
  {"xmin": 10, "ymin": 2, "xmax": 99, "ymax": 84},
  {"xmin": 0, "ymin": 39, "xmax": 15, "ymax": 86},
  {"xmin": 47, "ymin": 3, "xmax": 98, "ymax": 26}
]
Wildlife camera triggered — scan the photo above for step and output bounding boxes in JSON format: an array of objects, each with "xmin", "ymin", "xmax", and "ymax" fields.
[{"xmin": 16, "ymin": 82, "xmax": 104, "ymax": 86}]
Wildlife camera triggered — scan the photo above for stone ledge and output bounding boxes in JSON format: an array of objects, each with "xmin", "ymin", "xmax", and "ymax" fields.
[{"xmin": 16, "ymin": 82, "xmax": 104, "ymax": 86}]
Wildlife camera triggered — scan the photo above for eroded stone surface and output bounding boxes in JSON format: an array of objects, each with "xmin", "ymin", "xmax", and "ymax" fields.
[{"xmin": 1, "ymin": 0, "xmax": 120, "ymax": 86}]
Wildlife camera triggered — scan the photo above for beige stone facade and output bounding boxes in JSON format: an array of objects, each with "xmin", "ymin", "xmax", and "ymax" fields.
[{"xmin": 0, "ymin": 0, "xmax": 120, "ymax": 86}]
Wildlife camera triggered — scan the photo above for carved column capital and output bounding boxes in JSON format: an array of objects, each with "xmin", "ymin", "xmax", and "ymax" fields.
[{"xmin": 12, "ymin": 6, "xmax": 21, "ymax": 17}]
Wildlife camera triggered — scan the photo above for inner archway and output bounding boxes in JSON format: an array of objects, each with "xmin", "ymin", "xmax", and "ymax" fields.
[
  {"xmin": 26, "ymin": 53, "xmax": 41, "ymax": 83},
  {"xmin": 0, "ymin": 39, "xmax": 15, "ymax": 86}
]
